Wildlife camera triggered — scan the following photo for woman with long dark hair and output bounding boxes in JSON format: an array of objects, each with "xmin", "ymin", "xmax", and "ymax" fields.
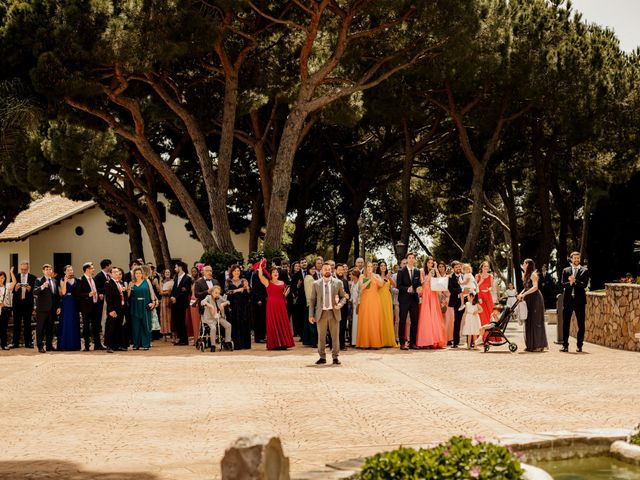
[
  {"xmin": 517, "ymin": 259, "xmax": 548, "ymax": 352},
  {"xmin": 416, "ymin": 257, "xmax": 447, "ymax": 349},
  {"xmin": 377, "ymin": 261, "xmax": 397, "ymax": 347}
]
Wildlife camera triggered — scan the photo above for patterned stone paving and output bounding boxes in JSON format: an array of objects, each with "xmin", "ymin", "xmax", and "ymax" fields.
[{"xmin": 0, "ymin": 324, "xmax": 638, "ymax": 479}]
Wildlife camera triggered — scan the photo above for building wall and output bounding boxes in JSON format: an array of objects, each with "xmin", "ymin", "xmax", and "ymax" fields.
[
  {"xmin": 0, "ymin": 199, "xmax": 251, "ymax": 275},
  {"xmin": 0, "ymin": 239, "xmax": 30, "ymax": 274},
  {"xmin": 29, "ymin": 206, "xmax": 131, "ymax": 274}
]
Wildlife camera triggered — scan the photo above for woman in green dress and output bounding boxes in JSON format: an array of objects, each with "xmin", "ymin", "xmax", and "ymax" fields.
[{"xmin": 127, "ymin": 266, "xmax": 158, "ymax": 350}]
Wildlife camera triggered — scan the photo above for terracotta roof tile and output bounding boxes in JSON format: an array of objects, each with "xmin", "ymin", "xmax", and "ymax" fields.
[{"xmin": 0, "ymin": 194, "xmax": 95, "ymax": 242}]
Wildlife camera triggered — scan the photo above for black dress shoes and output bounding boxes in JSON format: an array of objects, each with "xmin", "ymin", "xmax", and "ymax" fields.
[
  {"xmin": 38, "ymin": 347, "xmax": 45, "ymax": 353},
  {"xmin": 315, "ymin": 358, "xmax": 327, "ymax": 365},
  {"xmin": 83, "ymin": 347, "xmax": 90, "ymax": 352},
  {"xmin": 1, "ymin": 346, "xmax": 10, "ymax": 350},
  {"xmin": 560, "ymin": 346, "xmax": 569, "ymax": 353},
  {"xmin": 107, "ymin": 348, "xmax": 114, "ymax": 353},
  {"xmin": 576, "ymin": 346, "xmax": 583, "ymax": 353},
  {"xmin": 94, "ymin": 344, "xmax": 106, "ymax": 351},
  {"xmin": 25, "ymin": 344, "xmax": 34, "ymax": 349},
  {"xmin": 333, "ymin": 359, "xmax": 341, "ymax": 365}
]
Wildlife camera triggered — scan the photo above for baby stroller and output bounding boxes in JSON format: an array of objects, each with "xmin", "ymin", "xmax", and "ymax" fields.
[
  {"xmin": 481, "ymin": 301, "xmax": 520, "ymax": 353},
  {"xmin": 196, "ymin": 315, "xmax": 233, "ymax": 353}
]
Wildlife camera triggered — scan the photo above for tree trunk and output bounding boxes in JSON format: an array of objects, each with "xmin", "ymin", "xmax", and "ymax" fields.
[
  {"xmin": 550, "ymin": 171, "xmax": 569, "ymax": 277},
  {"xmin": 145, "ymin": 196, "xmax": 172, "ymax": 269},
  {"xmin": 263, "ymin": 109, "xmax": 308, "ymax": 250},
  {"xmin": 208, "ymin": 74, "xmax": 240, "ymax": 252},
  {"xmin": 500, "ymin": 180, "xmax": 523, "ymax": 290},
  {"xmin": 138, "ymin": 214, "xmax": 165, "ymax": 267},
  {"xmin": 534, "ymin": 154, "xmax": 554, "ymax": 267},
  {"xmin": 579, "ymin": 186, "xmax": 591, "ymax": 261},
  {"xmin": 125, "ymin": 209, "xmax": 144, "ymax": 262},
  {"xmin": 133, "ymin": 137, "xmax": 216, "ymax": 250},
  {"xmin": 248, "ymin": 191, "xmax": 263, "ymax": 254},
  {"xmin": 353, "ymin": 225, "xmax": 360, "ymax": 262},
  {"xmin": 336, "ymin": 194, "xmax": 366, "ymax": 263},
  {"xmin": 463, "ymin": 166, "xmax": 486, "ymax": 259},
  {"xmin": 290, "ymin": 204, "xmax": 309, "ymax": 261},
  {"xmin": 400, "ymin": 141, "xmax": 413, "ymax": 255}
]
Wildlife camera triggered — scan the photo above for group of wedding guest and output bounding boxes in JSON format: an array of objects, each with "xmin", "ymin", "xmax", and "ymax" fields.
[{"xmin": 0, "ymin": 250, "xmax": 588, "ymax": 357}]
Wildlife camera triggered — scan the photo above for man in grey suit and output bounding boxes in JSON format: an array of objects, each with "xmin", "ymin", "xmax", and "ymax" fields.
[{"xmin": 308, "ymin": 263, "xmax": 347, "ymax": 365}]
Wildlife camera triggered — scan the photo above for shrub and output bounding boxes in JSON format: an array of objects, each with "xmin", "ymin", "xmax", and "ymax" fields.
[
  {"xmin": 359, "ymin": 436, "xmax": 525, "ymax": 480},
  {"xmin": 200, "ymin": 250, "xmax": 244, "ymax": 275},
  {"xmin": 629, "ymin": 423, "xmax": 640, "ymax": 446}
]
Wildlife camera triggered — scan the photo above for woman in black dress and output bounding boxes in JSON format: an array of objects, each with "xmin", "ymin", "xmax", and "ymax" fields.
[
  {"xmin": 225, "ymin": 264, "xmax": 252, "ymax": 349},
  {"xmin": 517, "ymin": 259, "xmax": 548, "ymax": 352}
]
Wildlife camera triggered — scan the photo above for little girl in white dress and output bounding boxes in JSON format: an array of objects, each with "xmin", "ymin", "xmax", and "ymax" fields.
[{"xmin": 461, "ymin": 292, "xmax": 483, "ymax": 349}]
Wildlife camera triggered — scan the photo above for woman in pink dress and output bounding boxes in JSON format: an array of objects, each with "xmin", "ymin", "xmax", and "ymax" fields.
[
  {"xmin": 437, "ymin": 261, "xmax": 454, "ymax": 344},
  {"xmin": 476, "ymin": 261, "xmax": 495, "ymax": 342},
  {"xmin": 416, "ymin": 257, "xmax": 447, "ymax": 349},
  {"xmin": 257, "ymin": 262, "xmax": 295, "ymax": 350}
]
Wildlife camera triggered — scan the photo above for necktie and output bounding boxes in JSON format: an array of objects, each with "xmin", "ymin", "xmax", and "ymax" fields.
[
  {"xmin": 89, "ymin": 276, "xmax": 97, "ymax": 303},
  {"xmin": 49, "ymin": 278, "xmax": 55, "ymax": 293},
  {"xmin": 324, "ymin": 282, "xmax": 330, "ymax": 309},
  {"xmin": 117, "ymin": 282, "xmax": 124, "ymax": 305}
]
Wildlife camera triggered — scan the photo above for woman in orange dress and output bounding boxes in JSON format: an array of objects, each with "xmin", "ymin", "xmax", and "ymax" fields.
[
  {"xmin": 416, "ymin": 257, "xmax": 447, "ymax": 349},
  {"xmin": 476, "ymin": 261, "xmax": 495, "ymax": 342},
  {"xmin": 356, "ymin": 262, "xmax": 384, "ymax": 349},
  {"xmin": 377, "ymin": 261, "xmax": 398, "ymax": 347}
]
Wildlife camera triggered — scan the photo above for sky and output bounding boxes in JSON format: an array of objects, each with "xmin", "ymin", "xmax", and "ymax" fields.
[{"xmin": 570, "ymin": 0, "xmax": 640, "ymax": 52}]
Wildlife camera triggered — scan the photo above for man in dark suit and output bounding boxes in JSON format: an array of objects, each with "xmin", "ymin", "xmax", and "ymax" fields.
[
  {"xmin": 290, "ymin": 259, "xmax": 307, "ymax": 338},
  {"xmin": 94, "ymin": 259, "xmax": 112, "ymax": 330},
  {"xmin": 561, "ymin": 252, "xmax": 590, "ymax": 353},
  {"xmin": 448, "ymin": 261, "xmax": 464, "ymax": 348},
  {"xmin": 11, "ymin": 261, "xmax": 37, "ymax": 348},
  {"xmin": 250, "ymin": 267, "xmax": 267, "ymax": 343},
  {"xmin": 104, "ymin": 267, "xmax": 126, "ymax": 353},
  {"xmin": 335, "ymin": 263, "xmax": 350, "ymax": 350},
  {"xmin": 33, "ymin": 264, "xmax": 60, "ymax": 353},
  {"xmin": 397, "ymin": 252, "xmax": 422, "ymax": 349},
  {"xmin": 77, "ymin": 262, "xmax": 105, "ymax": 351},
  {"xmin": 194, "ymin": 265, "xmax": 219, "ymax": 315},
  {"xmin": 170, "ymin": 261, "xmax": 192, "ymax": 345}
]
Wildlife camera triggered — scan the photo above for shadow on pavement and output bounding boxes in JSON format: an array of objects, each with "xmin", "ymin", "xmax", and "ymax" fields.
[{"xmin": 0, "ymin": 460, "xmax": 160, "ymax": 479}]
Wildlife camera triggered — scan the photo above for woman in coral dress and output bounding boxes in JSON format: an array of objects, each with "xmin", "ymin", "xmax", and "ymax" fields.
[
  {"xmin": 437, "ymin": 261, "xmax": 454, "ymax": 344},
  {"xmin": 377, "ymin": 261, "xmax": 398, "ymax": 347},
  {"xmin": 257, "ymin": 262, "xmax": 295, "ymax": 350},
  {"xmin": 476, "ymin": 261, "xmax": 495, "ymax": 342},
  {"xmin": 356, "ymin": 262, "xmax": 384, "ymax": 349},
  {"xmin": 416, "ymin": 257, "xmax": 447, "ymax": 349}
]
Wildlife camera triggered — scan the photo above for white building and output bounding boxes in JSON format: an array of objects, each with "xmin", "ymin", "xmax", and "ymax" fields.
[{"xmin": 0, "ymin": 194, "xmax": 250, "ymax": 275}]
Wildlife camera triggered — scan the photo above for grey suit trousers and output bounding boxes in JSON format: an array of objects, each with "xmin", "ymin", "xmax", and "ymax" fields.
[{"xmin": 317, "ymin": 309, "xmax": 340, "ymax": 360}]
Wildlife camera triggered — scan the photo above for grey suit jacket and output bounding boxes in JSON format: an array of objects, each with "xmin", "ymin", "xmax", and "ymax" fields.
[{"xmin": 308, "ymin": 277, "xmax": 347, "ymax": 322}]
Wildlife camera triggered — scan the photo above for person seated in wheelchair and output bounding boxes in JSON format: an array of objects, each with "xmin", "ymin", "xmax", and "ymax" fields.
[{"xmin": 201, "ymin": 285, "xmax": 233, "ymax": 351}]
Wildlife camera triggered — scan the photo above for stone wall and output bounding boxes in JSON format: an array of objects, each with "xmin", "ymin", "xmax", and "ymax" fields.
[{"xmin": 570, "ymin": 283, "xmax": 640, "ymax": 351}]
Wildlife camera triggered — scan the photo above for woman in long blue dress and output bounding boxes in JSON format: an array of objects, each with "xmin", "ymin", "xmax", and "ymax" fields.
[
  {"xmin": 127, "ymin": 266, "xmax": 157, "ymax": 350},
  {"xmin": 58, "ymin": 265, "xmax": 81, "ymax": 351}
]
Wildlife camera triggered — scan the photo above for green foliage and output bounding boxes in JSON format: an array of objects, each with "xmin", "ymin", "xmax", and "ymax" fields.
[
  {"xmin": 200, "ymin": 249, "xmax": 244, "ymax": 275},
  {"xmin": 628, "ymin": 423, "xmax": 640, "ymax": 446},
  {"xmin": 359, "ymin": 436, "xmax": 524, "ymax": 480}
]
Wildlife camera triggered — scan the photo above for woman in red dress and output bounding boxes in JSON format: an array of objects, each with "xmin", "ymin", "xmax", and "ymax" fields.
[
  {"xmin": 257, "ymin": 262, "xmax": 295, "ymax": 350},
  {"xmin": 476, "ymin": 261, "xmax": 495, "ymax": 342}
]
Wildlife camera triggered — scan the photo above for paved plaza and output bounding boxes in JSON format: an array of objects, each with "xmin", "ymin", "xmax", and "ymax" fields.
[{"xmin": 1, "ymin": 324, "xmax": 639, "ymax": 479}]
